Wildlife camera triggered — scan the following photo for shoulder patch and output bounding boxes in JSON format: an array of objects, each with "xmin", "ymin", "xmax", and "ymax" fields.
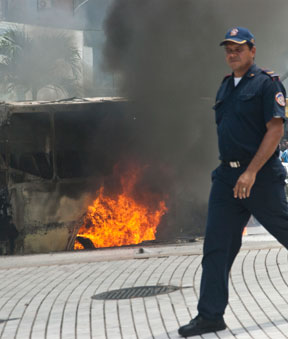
[{"xmin": 275, "ymin": 92, "xmax": 286, "ymax": 107}]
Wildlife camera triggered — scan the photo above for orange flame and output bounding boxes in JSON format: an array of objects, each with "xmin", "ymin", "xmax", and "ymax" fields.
[{"xmin": 74, "ymin": 165, "xmax": 168, "ymax": 249}]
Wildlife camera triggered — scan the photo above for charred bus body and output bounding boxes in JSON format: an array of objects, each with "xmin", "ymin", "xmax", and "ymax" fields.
[
  {"xmin": 0, "ymin": 96, "xmax": 226, "ymax": 255},
  {"xmin": 0, "ymin": 97, "xmax": 137, "ymax": 254}
]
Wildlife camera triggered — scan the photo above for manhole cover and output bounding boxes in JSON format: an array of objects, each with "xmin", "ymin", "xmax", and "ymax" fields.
[{"xmin": 92, "ymin": 285, "xmax": 180, "ymax": 300}]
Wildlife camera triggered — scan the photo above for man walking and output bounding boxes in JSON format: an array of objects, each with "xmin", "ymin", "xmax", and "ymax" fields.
[{"xmin": 178, "ymin": 27, "xmax": 288, "ymax": 337}]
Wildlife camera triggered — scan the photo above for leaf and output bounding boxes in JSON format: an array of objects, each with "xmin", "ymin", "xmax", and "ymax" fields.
[{"xmin": 0, "ymin": 29, "xmax": 82, "ymax": 100}]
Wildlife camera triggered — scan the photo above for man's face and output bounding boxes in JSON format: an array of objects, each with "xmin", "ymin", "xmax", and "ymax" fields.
[{"xmin": 224, "ymin": 42, "xmax": 256, "ymax": 74}]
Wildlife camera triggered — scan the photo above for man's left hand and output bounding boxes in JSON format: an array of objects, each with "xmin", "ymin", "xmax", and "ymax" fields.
[{"xmin": 233, "ymin": 170, "xmax": 256, "ymax": 199}]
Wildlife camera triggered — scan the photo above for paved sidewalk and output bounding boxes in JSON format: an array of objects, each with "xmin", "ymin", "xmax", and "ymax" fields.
[{"xmin": 0, "ymin": 235, "xmax": 287, "ymax": 339}]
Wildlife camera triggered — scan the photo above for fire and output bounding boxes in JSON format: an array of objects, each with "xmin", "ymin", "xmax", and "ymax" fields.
[{"xmin": 74, "ymin": 165, "xmax": 168, "ymax": 249}]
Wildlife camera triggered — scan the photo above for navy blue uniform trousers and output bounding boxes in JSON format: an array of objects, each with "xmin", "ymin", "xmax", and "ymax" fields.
[{"xmin": 197, "ymin": 157, "xmax": 288, "ymax": 320}]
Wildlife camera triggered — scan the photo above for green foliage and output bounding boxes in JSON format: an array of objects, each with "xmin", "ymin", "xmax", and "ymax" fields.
[{"xmin": 0, "ymin": 29, "xmax": 82, "ymax": 101}]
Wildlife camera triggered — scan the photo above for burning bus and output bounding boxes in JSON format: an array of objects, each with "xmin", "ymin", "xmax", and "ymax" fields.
[{"xmin": 0, "ymin": 97, "xmax": 171, "ymax": 255}]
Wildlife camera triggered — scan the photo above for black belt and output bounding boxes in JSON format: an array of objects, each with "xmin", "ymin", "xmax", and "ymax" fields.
[{"xmin": 221, "ymin": 159, "xmax": 251, "ymax": 168}]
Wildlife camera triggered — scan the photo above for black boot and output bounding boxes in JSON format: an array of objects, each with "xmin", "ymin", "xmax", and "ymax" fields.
[{"xmin": 178, "ymin": 315, "xmax": 226, "ymax": 337}]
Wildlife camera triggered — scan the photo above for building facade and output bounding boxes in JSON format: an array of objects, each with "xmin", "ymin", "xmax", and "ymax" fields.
[
  {"xmin": 0, "ymin": 0, "xmax": 117, "ymax": 100},
  {"xmin": 0, "ymin": 0, "xmax": 77, "ymax": 28}
]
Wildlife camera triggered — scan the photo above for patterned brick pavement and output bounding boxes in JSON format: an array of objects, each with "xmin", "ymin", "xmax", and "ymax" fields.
[{"xmin": 0, "ymin": 239, "xmax": 287, "ymax": 339}]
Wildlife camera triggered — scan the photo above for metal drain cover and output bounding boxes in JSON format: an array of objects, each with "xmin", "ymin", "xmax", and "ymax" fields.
[{"xmin": 92, "ymin": 285, "xmax": 180, "ymax": 300}]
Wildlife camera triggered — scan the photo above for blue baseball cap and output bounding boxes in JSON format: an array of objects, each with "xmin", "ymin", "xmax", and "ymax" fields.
[{"xmin": 220, "ymin": 27, "xmax": 255, "ymax": 46}]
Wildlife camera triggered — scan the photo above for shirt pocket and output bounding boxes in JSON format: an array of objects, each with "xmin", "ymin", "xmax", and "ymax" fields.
[
  {"xmin": 213, "ymin": 100, "xmax": 224, "ymax": 124},
  {"xmin": 212, "ymin": 100, "xmax": 223, "ymax": 109},
  {"xmin": 238, "ymin": 92, "xmax": 260, "ymax": 114},
  {"xmin": 239, "ymin": 93, "xmax": 256, "ymax": 100}
]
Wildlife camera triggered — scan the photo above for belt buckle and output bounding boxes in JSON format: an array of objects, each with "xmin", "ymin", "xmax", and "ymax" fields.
[{"xmin": 229, "ymin": 161, "xmax": 240, "ymax": 168}]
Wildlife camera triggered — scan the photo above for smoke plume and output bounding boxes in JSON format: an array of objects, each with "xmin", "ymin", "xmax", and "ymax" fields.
[{"xmin": 102, "ymin": 0, "xmax": 288, "ymax": 237}]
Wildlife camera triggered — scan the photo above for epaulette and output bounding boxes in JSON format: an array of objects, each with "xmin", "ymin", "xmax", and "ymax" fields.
[
  {"xmin": 261, "ymin": 69, "xmax": 280, "ymax": 80},
  {"xmin": 221, "ymin": 73, "xmax": 232, "ymax": 83}
]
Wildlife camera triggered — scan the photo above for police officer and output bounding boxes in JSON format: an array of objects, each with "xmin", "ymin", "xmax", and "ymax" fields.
[{"xmin": 178, "ymin": 27, "xmax": 288, "ymax": 337}]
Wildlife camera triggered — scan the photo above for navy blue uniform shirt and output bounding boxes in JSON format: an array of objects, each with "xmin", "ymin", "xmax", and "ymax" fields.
[{"xmin": 214, "ymin": 64, "xmax": 286, "ymax": 161}]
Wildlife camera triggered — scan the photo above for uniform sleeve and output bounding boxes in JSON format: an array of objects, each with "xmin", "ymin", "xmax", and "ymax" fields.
[{"xmin": 262, "ymin": 77, "xmax": 286, "ymax": 124}]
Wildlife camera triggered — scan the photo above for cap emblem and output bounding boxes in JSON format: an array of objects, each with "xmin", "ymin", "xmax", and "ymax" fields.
[
  {"xmin": 230, "ymin": 28, "xmax": 239, "ymax": 36},
  {"xmin": 275, "ymin": 92, "xmax": 286, "ymax": 107}
]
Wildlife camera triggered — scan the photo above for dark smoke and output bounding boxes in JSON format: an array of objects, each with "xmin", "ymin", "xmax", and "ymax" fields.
[
  {"xmin": 102, "ymin": 0, "xmax": 223, "ymax": 237},
  {"xmin": 101, "ymin": 0, "xmax": 288, "ymax": 238}
]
